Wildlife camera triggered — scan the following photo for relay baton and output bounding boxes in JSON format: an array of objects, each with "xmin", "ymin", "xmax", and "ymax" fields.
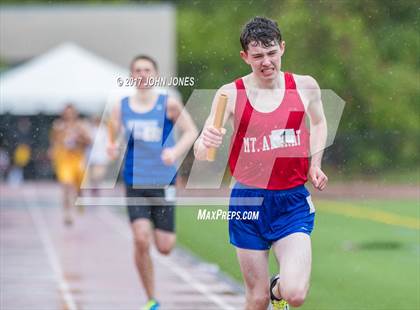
[{"xmin": 207, "ymin": 94, "xmax": 228, "ymax": 161}]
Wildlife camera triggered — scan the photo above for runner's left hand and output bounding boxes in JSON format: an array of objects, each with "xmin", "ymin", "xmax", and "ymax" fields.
[
  {"xmin": 161, "ymin": 148, "xmax": 177, "ymax": 166},
  {"xmin": 309, "ymin": 166, "xmax": 328, "ymax": 191}
]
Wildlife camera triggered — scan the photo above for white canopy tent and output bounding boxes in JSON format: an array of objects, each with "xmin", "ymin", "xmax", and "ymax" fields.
[{"xmin": 0, "ymin": 42, "xmax": 135, "ymax": 115}]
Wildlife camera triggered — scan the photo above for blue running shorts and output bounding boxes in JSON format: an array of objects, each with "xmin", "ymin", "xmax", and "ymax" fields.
[{"xmin": 228, "ymin": 182, "xmax": 315, "ymax": 250}]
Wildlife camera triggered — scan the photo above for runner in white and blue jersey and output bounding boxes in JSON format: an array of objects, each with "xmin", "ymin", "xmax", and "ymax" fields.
[{"xmin": 108, "ymin": 55, "xmax": 198, "ymax": 310}]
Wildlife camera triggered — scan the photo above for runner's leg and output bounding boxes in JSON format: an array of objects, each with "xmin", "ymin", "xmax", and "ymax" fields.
[
  {"xmin": 271, "ymin": 232, "xmax": 312, "ymax": 307},
  {"xmin": 153, "ymin": 202, "xmax": 176, "ymax": 255},
  {"xmin": 236, "ymin": 248, "xmax": 270, "ymax": 310},
  {"xmin": 154, "ymin": 229, "xmax": 175, "ymax": 255},
  {"xmin": 131, "ymin": 218, "xmax": 155, "ymax": 300}
]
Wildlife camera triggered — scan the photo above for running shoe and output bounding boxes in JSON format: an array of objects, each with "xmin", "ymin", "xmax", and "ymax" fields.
[
  {"xmin": 142, "ymin": 299, "xmax": 160, "ymax": 310},
  {"xmin": 270, "ymin": 274, "xmax": 289, "ymax": 310}
]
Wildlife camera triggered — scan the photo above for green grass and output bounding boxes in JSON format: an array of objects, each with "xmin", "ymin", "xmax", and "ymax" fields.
[
  {"xmin": 323, "ymin": 166, "xmax": 420, "ymax": 185},
  {"xmin": 176, "ymin": 199, "xmax": 420, "ymax": 309},
  {"xmin": 338, "ymin": 199, "xmax": 419, "ymax": 218}
]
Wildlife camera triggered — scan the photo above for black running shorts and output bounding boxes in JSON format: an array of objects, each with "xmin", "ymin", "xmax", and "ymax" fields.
[{"xmin": 125, "ymin": 186, "xmax": 175, "ymax": 232}]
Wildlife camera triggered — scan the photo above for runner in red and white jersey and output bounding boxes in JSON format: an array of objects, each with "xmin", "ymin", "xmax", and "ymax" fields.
[
  {"xmin": 229, "ymin": 71, "xmax": 310, "ymax": 190},
  {"xmin": 194, "ymin": 16, "xmax": 328, "ymax": 310}
]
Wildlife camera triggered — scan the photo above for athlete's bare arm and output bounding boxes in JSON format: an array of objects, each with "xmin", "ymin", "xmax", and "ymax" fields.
[
  {"xmin": 49, "ymin": 120, "xmax": 60, "ymax": 146},
  {"xmin": 107, "ymin": 100, "xmax": 123, "ymax": 159},
  {"xmin": 162, "ymin": 97, "xmax": 199, "ymax": 165},
  {"xmin": 295, "ymin": 74, "xmax": 328, "ymax": 190},
  {"xmin": 110, "ymin": 100, "xmax": 122, "ymax": 138},
  {"xmin": 76, "ymin": 120, "xmax": 92, "ymax": 147},
  {"xmin": 194, "ymin": 83, "xmax": 237, "ymax": 160},
  {"xmin": 48, "ymin": 120, "xmax": 61, "ymax": 159}
]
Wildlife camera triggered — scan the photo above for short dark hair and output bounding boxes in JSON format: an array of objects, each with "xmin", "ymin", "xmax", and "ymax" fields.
[
  {"xmin": 240, "ymin": 16, "xmax": 282, "ymax": 51},
  {"xmin": 130, "ymin": 55, "xmax": 158, "ymax": 71}
]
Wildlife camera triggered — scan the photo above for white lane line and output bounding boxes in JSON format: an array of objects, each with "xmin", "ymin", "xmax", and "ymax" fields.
[
  {"xmin": 96, "ymin": 207, "xmax": 236, "ymax": 310},
  {"xmin": 25, "ymin": 191, "xmax": 78, "ymax": 310},
  {"xmin": 76, "ymin": 196, "xmax": 262, "ymax": 206}
]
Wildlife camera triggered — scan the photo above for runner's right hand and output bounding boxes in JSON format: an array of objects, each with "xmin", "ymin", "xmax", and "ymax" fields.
[
  {"xmin": 201, "ymin": 126, "xmax": 226, "ymax": 149},
  {"xmin": 106, "ymin": 142, "xmax": 119, "ymax": 160}
]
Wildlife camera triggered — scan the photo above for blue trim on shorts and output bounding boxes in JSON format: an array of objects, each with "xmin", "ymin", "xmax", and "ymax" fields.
[{"xmin": 228, "ymin": 182, "xmax": 315, "ymax": 250}]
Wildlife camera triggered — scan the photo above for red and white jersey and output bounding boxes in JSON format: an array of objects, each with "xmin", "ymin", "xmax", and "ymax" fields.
[{"xmin": 228, "ymin": 72, "xmax": 309, "ymax": 190}]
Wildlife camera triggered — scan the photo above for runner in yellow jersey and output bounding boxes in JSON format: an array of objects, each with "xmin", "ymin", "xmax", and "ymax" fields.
[{"xmin": 49, "ymin": 104, "xmax": 91, "ymax": 226}]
